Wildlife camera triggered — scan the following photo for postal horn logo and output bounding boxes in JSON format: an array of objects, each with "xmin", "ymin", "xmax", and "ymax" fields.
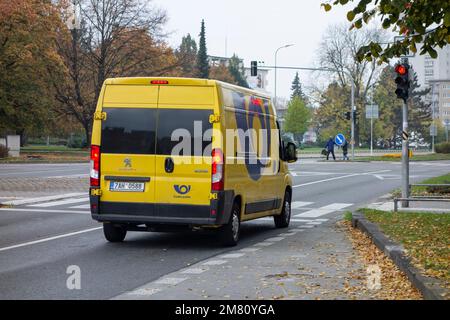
[{"xmin": 174, "ymin": 185, "xmax": 191, "ymax": 195}]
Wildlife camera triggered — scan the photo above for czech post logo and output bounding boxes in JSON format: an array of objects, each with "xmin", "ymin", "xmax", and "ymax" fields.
[{"xmin": 174, "ymin": 185, "xmax": 191, "ymax": 195}]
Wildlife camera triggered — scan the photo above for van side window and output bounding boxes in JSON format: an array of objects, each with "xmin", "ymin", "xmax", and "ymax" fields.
[
  {"xmin": 156, "ymin": 109, "xmax": 212, "ymax": 156},
  {"xmin": 101, "ymin": 108, "xmax": 157, "ymax": 154}
]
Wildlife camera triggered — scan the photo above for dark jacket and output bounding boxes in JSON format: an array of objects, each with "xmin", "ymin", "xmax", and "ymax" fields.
[
  {"xmin": 342, "ymin": 141, "xmax": 348, "ymax": 153},
  {"xmin": 325, "ymin": 139, "xmax": 335, "ymax": 151}
]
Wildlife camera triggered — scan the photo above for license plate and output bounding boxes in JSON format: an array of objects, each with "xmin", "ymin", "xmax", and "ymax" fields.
[{"xmin": 109, "ymin": 181, "xmax": 145, "ymax": 192}]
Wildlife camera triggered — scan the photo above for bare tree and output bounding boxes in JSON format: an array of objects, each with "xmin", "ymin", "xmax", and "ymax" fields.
[
  {"xmin": 317, "ymin": 23, "xmax": 387, "ymax": 144},
  {"xmin": 53, "ymin": 0, "xmax": 174, "ymax": 144}
]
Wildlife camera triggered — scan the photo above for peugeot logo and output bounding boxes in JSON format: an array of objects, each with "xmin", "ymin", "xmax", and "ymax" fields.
[{"xmin": 123, "ymin": 158, "xmax": 132, "ymax": 167}]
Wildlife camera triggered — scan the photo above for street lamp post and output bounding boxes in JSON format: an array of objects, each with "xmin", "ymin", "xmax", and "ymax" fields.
[{"xmin": 274, "ymin": 44, "xmax": 294, "ymax": 107}]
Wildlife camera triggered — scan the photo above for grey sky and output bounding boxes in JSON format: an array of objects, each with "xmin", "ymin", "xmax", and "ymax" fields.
[{"xmin": 152, "ymin": 0, "xmax": 351, "ymax": 100}]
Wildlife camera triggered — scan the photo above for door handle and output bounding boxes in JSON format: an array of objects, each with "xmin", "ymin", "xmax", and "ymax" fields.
[{"xmin": 164, "ymin": 157, "xmax": 174, "ymax": 173}]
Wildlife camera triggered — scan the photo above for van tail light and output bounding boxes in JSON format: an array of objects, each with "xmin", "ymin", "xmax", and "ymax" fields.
[
  {"xmin": 90, "ymin": 145, "xmax": 100, "ymax": 187},
  {"xmin": 211, "ymin": 148, "xmax": 224, "ymax": 191}
]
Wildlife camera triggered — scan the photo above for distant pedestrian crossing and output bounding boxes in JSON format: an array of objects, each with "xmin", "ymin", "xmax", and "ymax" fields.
[{"xmin": 6, "ymin": 196, "xmax": 354, "ymax": 219}]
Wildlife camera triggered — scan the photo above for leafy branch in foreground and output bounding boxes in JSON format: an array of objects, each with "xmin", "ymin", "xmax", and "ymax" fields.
[{"xmin": 321, "ymin": 0, "xmax": 450, "ymax": 63}]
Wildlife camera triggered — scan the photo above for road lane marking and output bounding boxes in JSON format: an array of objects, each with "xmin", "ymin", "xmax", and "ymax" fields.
[
  {"xmin": 292, "ymin": 170, "xmax": 391, "ymax": 188},
  {"xmin": 202, "ymin": 260, "xmax": 227, "ymax": 266},
  {"xmin": 291, "ymin": 201, "xmax": 314, "ymax": 209},
  {"xmin": 265, "ymin": 236, "xmax": 285, "ymax": 242},
  {"xmin": 295, "ymin": 203, "xmax": 353, "ymax": 218},
  {"xmin": 1, "ymin": 193, "xmax": 85, "ymax": 206},
  {"xmin": 155, "ymin": 277, "xmax": 188, "ymax": 285},
  {"xmin": 181, "ymin": 268, "xmax": 208, "ymax": 274},
  {"xmin": 219, "ymin": 253, "xmax": 245, "ymax": 259},
  {"xmin": 239, "ymin": 247, "xmax": 260, "ymax": 252},
  {"xmin": 0, "ymin": 227, "xmax": 102, "ymax": 253},
  {"xmin": 125, "ymin": 288, "xmax": 162, "ymax": 296},
  {"xmin": 0, "ymin": 208, "xmax": 90, "ymax": 214},
  {"xmin": 253, "ymin": 242, "xmax": 274, "ymax": 247},
  {"xmin": 29, "ymin": 197, "xmax": 89, "ymax": 207},
  {"xmin": 70, "ymin": 203, "xmax": 90, "ymax": 209}
]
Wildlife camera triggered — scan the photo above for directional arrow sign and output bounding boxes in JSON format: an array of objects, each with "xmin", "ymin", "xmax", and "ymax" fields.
[{"xmin": 335, "ymin": 133, "xmax": 345, "ymax": 146}]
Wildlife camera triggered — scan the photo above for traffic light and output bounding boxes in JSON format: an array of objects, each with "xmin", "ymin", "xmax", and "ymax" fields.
[
  {"xmin": 250, "ymin": 61, "xmax": 258, "ymax": 76},
  {"xmin": 394, "ymin": 62, "xmax": 410, "ymax": 102},
  {"xmin": 345, "ymin": 111, "xmax": 351, "ymax": 120}
]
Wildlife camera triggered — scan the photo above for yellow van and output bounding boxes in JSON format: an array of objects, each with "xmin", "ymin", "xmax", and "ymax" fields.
[{"xmin": 89, "ymin": 77, "xmax": 297, "ymax": 246}]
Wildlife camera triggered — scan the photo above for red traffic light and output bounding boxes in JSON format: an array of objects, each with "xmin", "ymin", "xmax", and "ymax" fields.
[{"xmin": 395, "ymin": 64, "xmax": 407, "ymax": 75}]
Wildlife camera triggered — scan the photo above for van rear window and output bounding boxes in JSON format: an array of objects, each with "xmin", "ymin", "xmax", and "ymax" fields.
[
  {"xmin": 156, "ymin": 109, "xmax": 212, "ymax": 156},
  {"xmin": 101, "ymin": 108, "xmax": 156, "ymax": 154}
]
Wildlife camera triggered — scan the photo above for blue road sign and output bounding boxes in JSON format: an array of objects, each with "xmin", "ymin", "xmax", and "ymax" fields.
[{"xmin": 335, "ymin": 133, "xmax": 345, "ymax": 146}]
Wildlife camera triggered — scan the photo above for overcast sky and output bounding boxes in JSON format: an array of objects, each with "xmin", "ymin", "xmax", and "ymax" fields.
[{"xmin": 151, "ymin": 0, "xmax": 352, "ymax": 100}]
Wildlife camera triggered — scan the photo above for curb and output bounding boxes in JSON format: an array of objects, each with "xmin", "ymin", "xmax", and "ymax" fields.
[{"xmin": 352, "ymin": 213, "xmax": 447, "ymax": 300}]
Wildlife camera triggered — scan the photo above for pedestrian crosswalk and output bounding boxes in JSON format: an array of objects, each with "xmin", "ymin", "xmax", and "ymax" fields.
[{"xmin": 3, "ymin": 196, "xmax": 354, "ymax": 220}]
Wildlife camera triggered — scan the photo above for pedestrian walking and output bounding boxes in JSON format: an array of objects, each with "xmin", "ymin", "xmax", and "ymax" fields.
[
  {"xmin": 325, "ymin": 136, "xmax": 336, "ymax": 161},
  {"xmin": 342, "ymin": 140, "xmax": 349, "ymax": 160}
]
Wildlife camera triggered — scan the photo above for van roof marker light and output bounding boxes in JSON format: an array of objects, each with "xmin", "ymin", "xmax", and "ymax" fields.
[{"xmin": 151, "ymin": 80, "xmax": 169, "ymax": 85}]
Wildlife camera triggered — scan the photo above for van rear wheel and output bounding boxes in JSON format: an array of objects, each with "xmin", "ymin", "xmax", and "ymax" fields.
[
  {"xmin": 103, "ymin": 223, "xmax": 127, "ymax": 242},
  {"xmin": 219, "ymin": 201, "xmax": 241, "ymax": 246},
  {"xmin": 274, "ymin": 190, "xmax": 291, "ymax": 228}
]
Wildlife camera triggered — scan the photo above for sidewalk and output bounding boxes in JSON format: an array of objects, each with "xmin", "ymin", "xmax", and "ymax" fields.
[
  {"xmin": 368, "ymin": 198, "xmax": 450, "ymax": 213},
  {"xmin": 116, "ymin": 218, "xmax": 377, "ymax": 300}
]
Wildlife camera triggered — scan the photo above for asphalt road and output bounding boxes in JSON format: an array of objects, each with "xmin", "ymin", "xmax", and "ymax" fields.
[
  {"xmin": 0, "ymin": 160, "xmax": 448, "ymax": 299},
  {"xmin": 0, "ymin": 163, "xmax": 88, "ymax": 178}
]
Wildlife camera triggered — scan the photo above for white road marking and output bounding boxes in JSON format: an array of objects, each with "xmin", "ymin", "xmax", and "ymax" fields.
[
  {"xmin": 202, "ymin": 260, "xmax": 227, "ymax": 266},
  {"xmin": 293, "ymin": 170, "xmax": 391, "ymax": 188},
  {"xmin": 239, "ymin": 247, "xmax": 260, "ymax": 253},
  {"xmin": 50, "ymin": 174, "xmax": 89, "ymax": 178},
  {"xmin": 315, "ymin": 219, "xmax": 329, "ymax": 222},
  {"xmin": 298, "ymin": 225, "xmax": 315, "ymax": 229},
  {"xmin": 253, "ymin": 242, "xmax": 274, "ymax": 247},
  {"xmin": 0, "ymin": 208, "xmax": 90, "ymax": 214},
  {"xmin": 291, "ymin": 201, "xmax": 314, "ymax": 209},
  {"xmin": 295, "ymin": 203, "xmax": 352, "ymax": 218},
  {"xmin": 0, "ymin": 227, "xmax": 102, "ymax": 253},
  {"xmin": 70, "ymin": 203, "xmax": 90, "ymax": 209},
  {"xmin": 306, "ymin": 221, "xmax": 322, "ymax": 225},
  {"xmin": 29, "ymin": 197, "xmax": 89, "ymax": 207},
  {"xmin": 219, "ymin": 253, "xmax": 245, "ymax": 259},
  {"xmin": 154, "ymin": 277, "xmax": 188, "ymax": 285},
  {"xmin": 265, "ymin": 236, "xmax": 285, "ymax": 242},
  {"xmin": 181, "ymin": 268, "xmax": 208, "ymax": 274},
  {"xmin": 1, "ymin": 193, "xmax": 85, "ymax": 206},
  {"xmin": 126, "ymin": 288, "xmax": 162, "ymax": 296}
]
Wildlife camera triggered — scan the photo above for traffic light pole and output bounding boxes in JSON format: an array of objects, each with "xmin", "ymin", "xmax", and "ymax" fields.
[
  {"xmin": 350, "ymin": 81, "xmax": 355, "ymax": 161},
  {"xmin": 401, "ymin": 98, "xmax": 410, "ymax": 208}
]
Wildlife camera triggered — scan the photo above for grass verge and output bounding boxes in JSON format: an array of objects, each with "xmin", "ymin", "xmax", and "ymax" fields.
[
  {"xmin": 358, "ymin": 153, "xmax": 450, "ymax": 162},
  {"xmin": 360, "ymin": 208, "xmax": 450, "ymax": 291}
]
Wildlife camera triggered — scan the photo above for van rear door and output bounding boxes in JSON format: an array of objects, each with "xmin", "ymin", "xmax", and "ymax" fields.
[
  {"xmin": 154, "ymin": 86, "xmax": 216, "ymax": 210},
  {"xmin": 99, "ymin": 85, "xmax": 157, "ymax": 209}
]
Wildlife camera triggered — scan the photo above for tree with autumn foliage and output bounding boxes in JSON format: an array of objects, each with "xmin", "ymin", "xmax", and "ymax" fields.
[
  {"xmin": 53, "ymin": 0, "xmax": 179, "ymax": 144},
  {"xmin": 0, "ymin": 0, "xmax": 65, "ymax": 143}
]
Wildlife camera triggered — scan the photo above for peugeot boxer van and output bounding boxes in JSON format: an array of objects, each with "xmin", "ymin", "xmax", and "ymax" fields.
[{"xmin": 89, "ymin": 77, "xmax": 297, "ymax": 246}]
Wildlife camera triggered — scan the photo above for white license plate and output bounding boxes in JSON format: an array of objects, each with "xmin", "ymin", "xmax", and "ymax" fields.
[{"xmin": 109, "ymin": 181, "xmax": 145, "ymax": 192}]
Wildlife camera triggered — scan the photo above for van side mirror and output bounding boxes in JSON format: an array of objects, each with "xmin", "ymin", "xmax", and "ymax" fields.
[{"xmin": 284, "ymin": 142, "xmax": 297, "ymax": 163}]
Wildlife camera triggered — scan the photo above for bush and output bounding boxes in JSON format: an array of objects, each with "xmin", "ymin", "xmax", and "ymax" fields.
[
  {"xmin": 0, "ymin": 144, "xmax": 9, "ymax": 158},
  {"xmin": 67, "ymin": 134, "xmax": 87, "ymax": 148},
  {"xmin": 435, "ymin": 142, "xmax": 450, "ymax": 154}
]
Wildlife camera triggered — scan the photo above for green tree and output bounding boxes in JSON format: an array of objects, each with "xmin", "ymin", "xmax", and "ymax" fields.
[
  {"xmin": 290, "ymin": 72, "xmax": 307, "ymax": 102},
  {"xmin": 284, "ymin": 96, "xmax": 311, "ymax": 141},
  {"xmin": 322, "ymin": 0, "xmax": 450, "ymax": 63},
  {"xmin": 228, "ymin": 54, "xmax": 249, "ymax": 88},
  {"xmin": 196, "ymin": 19, "xmax": 209, "ymax": 78},
  {"xmin": 314, "ymin": 82, "xmax": 351, "ymax": 144},
  {"xmin": 371, "ymin": 66, "xmax": 431, "ymax": 148},
  {"xmin": 176, "ymin": 34, "xmax": 197, "ymax": 77}
]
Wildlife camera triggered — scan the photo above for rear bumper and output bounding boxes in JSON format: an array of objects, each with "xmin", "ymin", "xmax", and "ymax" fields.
[{"xmin": 90, "ymin": 188, "xmax": 234, "ymax": 226}]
